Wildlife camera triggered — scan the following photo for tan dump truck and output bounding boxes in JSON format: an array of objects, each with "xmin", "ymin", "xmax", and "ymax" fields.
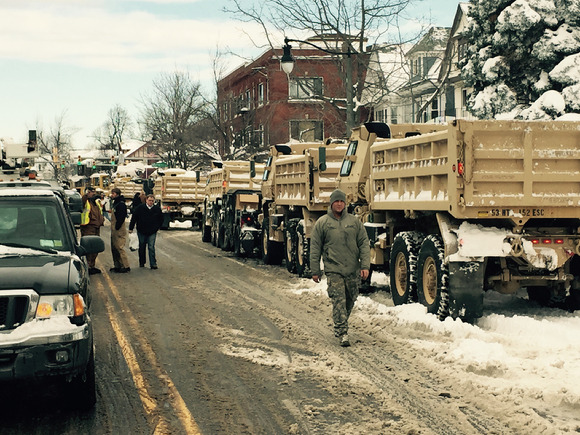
[
  {"xmin": 202, "ymin": 161, "xmax": 264, "ymax": 256},
  {"xmin": 151, "ymin": 168, "xmax": 206, "ymax": 229},
  {"xmin": 260, "ymin": 139, "xmax": 349, "ymax": 275},
  {"xmin": 111, "ymin": 176, "xmax": 144, "ymax": 202},
  {"xmin": 335, "ymin": 120, "xmax": 580, "ymax": 320}
]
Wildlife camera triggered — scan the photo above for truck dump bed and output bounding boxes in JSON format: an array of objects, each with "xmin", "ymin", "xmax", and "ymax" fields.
[
  {"xmin": 112, "ymin": 177, "xmax": 143, "ymax": 199},
  {"xmin": 158, "ymin": 171, "xmax": 206, "ymax": 203},
  {"xmin": 206, "ymin": 161, "xmax": 264, "ymax": 201},
  {"xmin": 370, "ymin": 120, "xmax": 580, "ymax": 223},
  {"xmin": 270, "ymin": 145, "xmax": 347, "ymax": 211}
]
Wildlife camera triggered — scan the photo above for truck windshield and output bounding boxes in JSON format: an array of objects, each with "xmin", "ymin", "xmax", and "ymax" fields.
[{"xmin": 0, "ymin": 201, "xmax": 70, "ymax": 252}]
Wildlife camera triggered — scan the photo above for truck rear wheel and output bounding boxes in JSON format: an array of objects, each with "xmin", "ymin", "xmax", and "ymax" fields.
[
  {"xmin": 389, "ymin": 232, "xmax": 423, "ymax": 305},
  {"xmin": 202, "ymin": 225, "xmax": 212, "ymax": 243},
  {"xmin": 218, "ymin": 223, "xmax": 226, "ymax": 250},
  {"xmin": 233, "ymin": 225, "xmax": 242, "ymax": 256},
  {"xmin": 417, "ymin": 235, "xmax": 449, "ymax": 319},
  {"xmin": 296, "ymin": 222, "xmax": 310, "ymax": 277},
  {"xmin": 285, "ymin": 223, "xmax": 297, "ymax": 273},
  {"xmin": 262, "ymin": 218, "xmax": 283, "ymax": 265}
]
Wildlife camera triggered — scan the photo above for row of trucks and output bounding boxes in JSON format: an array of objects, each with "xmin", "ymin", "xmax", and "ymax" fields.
[
  {"xmin": 205, "ymin": 119, "xmax": 580, "ymax": 322},
  {"xmin": 110, "ymin": 169, "xmax": 205, "ymax": 229},
  {"xmin": 202, "ymin": 161, "xmax": 264, "ymax": 256}
]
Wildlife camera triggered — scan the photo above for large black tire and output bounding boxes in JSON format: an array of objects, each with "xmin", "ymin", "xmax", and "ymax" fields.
[
  {"xmin": 389, "ymin": 231, "xmax": 424, "ymax": 306},
  {"xmin": 295, "ymin": 222, "xmax": 310, "ymax": 277},
  {"xmin": 217, "ymin": 223, "xmax": 226, "ymax": 250},
  {"xmin": 223, "ymin": 225, "xmax": 234, "ymax": 252},
  {"xmin": 211, "ymin": 223, "xmax": 218, "ymax": 246},
  {"xmin": 417, "ymin": 235, "xmax": 450, "ymax": 320},
  {"xmin": 233, "ymin": 225, "xmax": 242, "ymax": 256},
  {"xmin": 527, "ymin": 286, "xmax": 551, "ymax": 306},
  {"xmin": 202, "ymin": 224, "xmax": 212, "ymax": 243},
  {"xmin": 66, "ymin": 348, "xmax": 96, "ymax": 411},
  {"xmin": 285, "ymin": 222, "xmax": 297, "ymax": 273},
  {"xmin": 262, "ymin": 218, "xmax": 284, "ymax": 265}
]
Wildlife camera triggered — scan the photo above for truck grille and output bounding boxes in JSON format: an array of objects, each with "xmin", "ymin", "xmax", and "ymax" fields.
[{"xmin": 0, "ymin": 295, "xmax": 30, "ymax": 331}]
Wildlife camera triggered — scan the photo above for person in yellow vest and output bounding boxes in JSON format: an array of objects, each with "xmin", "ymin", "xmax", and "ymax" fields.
[{"xmin": 81, "ymin": 186, "xmax": 105, "ymax": 274}]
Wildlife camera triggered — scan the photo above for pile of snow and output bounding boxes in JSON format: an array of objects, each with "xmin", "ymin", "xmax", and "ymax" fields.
[
  {"xmin": 114, "ymin": 161, "xmax": 147, "ymax": 178},
  {"xmin": 169, "ymin": 220, "xmax": 192, "ymax": 229}
]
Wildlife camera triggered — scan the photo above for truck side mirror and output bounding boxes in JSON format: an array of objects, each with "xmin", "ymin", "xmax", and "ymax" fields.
[
  {"xmin": 319, "ymin": 147, "xmax": 327, "ymax": 171},
  {"xmin": 250, "ymin": 160, "xmax": 256, "ymax": 178}
]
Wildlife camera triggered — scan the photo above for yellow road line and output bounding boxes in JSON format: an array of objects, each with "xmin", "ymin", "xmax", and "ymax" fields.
[{"xmin": 96, "ymin": 272, "xmax": 202, "ymax": 434}]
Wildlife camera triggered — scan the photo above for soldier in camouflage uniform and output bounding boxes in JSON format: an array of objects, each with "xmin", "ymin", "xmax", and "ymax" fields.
[{"xmin": 310, "ymin": 189, "xmax": 370, "ymax": 347}]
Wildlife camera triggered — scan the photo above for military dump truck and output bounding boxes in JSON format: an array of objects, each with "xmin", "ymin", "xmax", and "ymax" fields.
[
  {"xmin": 202, "ymin": 161, "xmax": 264, "ymax": 256},
  {"xmin": 334, "ymin": 120, "xmax": 580, "ymax": 321},
  {"xmin": 152, "ymin": 168, "xmax": 206, "ymax": 229},
  {"xmin": 110, "ymin": 176, "xmax": 145, "ymax": 202},
  {"xmin": 260, "ymin": 139, "xmax": 349, "ymax": 275}
]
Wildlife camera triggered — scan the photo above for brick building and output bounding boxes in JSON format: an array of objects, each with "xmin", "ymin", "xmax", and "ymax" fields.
[{"xmin": 217, "ymin": 37, "xmax": 363, "ymax": 159}]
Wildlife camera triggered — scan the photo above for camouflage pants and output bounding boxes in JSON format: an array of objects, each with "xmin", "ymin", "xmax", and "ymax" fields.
[{"xmin": 326, "ymin": 272, "xmax": 360, "ymax": 337}]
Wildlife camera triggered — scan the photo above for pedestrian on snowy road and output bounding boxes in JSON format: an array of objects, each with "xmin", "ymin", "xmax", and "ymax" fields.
[
  {"xmin": 109, "ymin": 187, "xmax": 130, "ymax": 273},
  {"xmin": 310, "ymin": 189, "xmax": 370, "ymax": 347},
  {"xmin": 129, "ymin": 194, "xmax": 163, "ymax": 270},
  {"xmin": 81, "ymin": 186, "xmax": 105, "ymax": 275}
]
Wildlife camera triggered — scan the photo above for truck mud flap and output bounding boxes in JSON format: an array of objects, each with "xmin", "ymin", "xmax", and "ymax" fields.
[{"xmin": 448, "ymin": 261, "xmax": 484, "ymax": 321}]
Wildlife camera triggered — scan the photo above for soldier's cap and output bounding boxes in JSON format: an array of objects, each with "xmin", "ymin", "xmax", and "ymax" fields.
[{"xmin": 330, "ymin": 189, "xmax": 346, "ymax": 204}]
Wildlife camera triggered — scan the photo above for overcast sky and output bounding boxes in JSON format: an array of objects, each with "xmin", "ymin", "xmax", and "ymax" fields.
[{"xmin": 0, "ymin": 0, "xmax": 461, "ymax": 150}]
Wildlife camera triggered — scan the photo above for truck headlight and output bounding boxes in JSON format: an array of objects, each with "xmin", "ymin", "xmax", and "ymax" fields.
[{"xmin": 36, "ymin": 294, "xmax": 85, "ymax": 318}]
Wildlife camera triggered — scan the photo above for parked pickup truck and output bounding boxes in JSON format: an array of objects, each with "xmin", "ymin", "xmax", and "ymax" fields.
[{"xmin": 0, "ymin": 188, "xmax": 104, "ymax": 409}]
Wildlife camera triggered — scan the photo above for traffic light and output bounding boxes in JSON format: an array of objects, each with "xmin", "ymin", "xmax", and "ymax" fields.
[
  {"xmin": 60, "ymin": 160, "xmax": 66, "ymax": 169},
  {"xmin": 27, "ymin": 130, "xmax": 36, "ymax": 153},
  {"xmin": 77, "ymin": 155, "xmax": 82, "ymax": 165},
  {"xmin": 110, "ymin": 156, "xmax": 116, "ymax": 166}
]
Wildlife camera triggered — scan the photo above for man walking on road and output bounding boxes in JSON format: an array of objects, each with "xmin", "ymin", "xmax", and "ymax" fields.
[
  {"xmin": 129, "ymin": 194, "xmax": 164, "ymax": 270},
  {"xmin": 109, "ymin": 187, "xmax": 131, "ymax": 273},
  {"xmin": 81, "ymin": 186, "xmax": 105, "ymax": 275},
  {"xmin": 310, "ymin": 189, "xmax": 370, "ymax": 347}
]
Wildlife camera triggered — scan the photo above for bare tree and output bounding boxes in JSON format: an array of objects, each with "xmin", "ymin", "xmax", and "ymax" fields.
[
  {"xmin": 201, "ymin": 48, "xmax": 235, "ymax": 159},
  {"xmin": 93, "ymin": 105, "xmax": 133, "ymax": 153},
  {"xmin": 139, "ymin": 71, "xmax": 208, "ymax": 169},
  {"xmin": 226, "ymin": 0, "xmax": 415, "ymax": 132},
  {"xmin": 36, "ymin": 112, "xmax": 78, "ymax": 181}
]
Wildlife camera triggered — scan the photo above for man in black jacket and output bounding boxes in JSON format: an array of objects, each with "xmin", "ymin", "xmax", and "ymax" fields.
[
  {"xmin": 109, "ymin": 188, "xmax": 130, "ymax": 273},
  {"xmin": 129, "ymin": 194, "xmax": 164, "ymax": 269}
]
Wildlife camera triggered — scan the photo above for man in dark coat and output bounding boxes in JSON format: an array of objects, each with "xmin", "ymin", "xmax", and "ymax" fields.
[
  {"xmin": 129, "ymin": 194, "xmax": 164, "ymax": 269},
  {"xmin": 109, "ymin": 188, "xmax": 130, "ymax": 273}
]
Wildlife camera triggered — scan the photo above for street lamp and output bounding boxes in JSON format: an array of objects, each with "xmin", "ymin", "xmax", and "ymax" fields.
[{"xmin": 281, "ymin": 37, "xmax": 355, "ymax": 135}]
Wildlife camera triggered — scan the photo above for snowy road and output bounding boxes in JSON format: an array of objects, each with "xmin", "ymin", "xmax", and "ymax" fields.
[{"xmin": 0, "ymin": 227, "xmax": 577, "ymax": 434}]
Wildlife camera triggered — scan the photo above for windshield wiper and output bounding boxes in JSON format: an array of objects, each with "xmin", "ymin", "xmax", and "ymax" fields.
[{"xmin": 0, "ymin": 242, "xmax": 59, "ymax": 254}]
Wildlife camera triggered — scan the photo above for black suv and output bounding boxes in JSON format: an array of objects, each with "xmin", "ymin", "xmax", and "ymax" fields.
[{"xmin": 0, "ymin": 188, "xmax": 104, "ymax": 409}]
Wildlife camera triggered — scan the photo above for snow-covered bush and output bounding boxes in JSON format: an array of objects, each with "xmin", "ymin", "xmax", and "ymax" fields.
[{"xmin": 462, "ymin": 0, "xmax": 580, "ymax": 119}]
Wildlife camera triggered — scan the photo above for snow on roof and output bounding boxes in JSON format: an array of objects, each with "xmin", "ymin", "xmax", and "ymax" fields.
[{"xmin": 122, "ymin": 139, "xmax": 146, "ymax": 157}]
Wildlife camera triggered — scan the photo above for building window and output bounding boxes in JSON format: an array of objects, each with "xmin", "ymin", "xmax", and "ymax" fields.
[
  {"xmin": 375, "ymin": 109, "xmax": 385, "ymax": 123},
  {"xmin": 431, "ymin": 99, "xmax": 439, "ymax": 120},
  {"xmin": 254, "ymin": 125, "xmax": 264, "ymax": 147},
  {"xmin": 289, "ymin": 77, "xmax": 323, "ymax": 100},
  {"xmin": 257, "ymin": 83, "xmax": 264, "ymax": 105},
  {"xmin": 462, "ymin": 89, "xmax": 469, "ymax": 107},
  {"xmin": 245, "ymin": 89, "xmax": 251, "ymax": 109},
  {"xmin": 290, "ymin": 120, "xmax": 323, "ymax": 142},
  {"xmin": 457, "ymin": 42, "xmax": 467, "ymax": 62},
  {"xmin": 222, "ymin": 102, "xmax": 228, "ymax": 121}
]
